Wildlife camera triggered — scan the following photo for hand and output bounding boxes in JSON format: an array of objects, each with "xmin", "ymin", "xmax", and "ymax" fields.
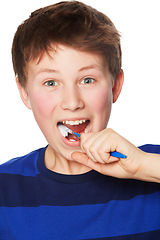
[{"xmin": 72, "ymin": 128, "xmax": 145, "ymax": 180}]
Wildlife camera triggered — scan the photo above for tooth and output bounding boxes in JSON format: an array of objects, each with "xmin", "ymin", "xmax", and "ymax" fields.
[
  {"xmin": 84, "ymin": 127, "xmax": 88, "ymax": 133},
  {"xmin": 84, "ymin": 122, "xmax": 90, "ymax": 133},
  {"xmin": 62, "ymin": 119, "xmax": 87, "ymax": 125}
]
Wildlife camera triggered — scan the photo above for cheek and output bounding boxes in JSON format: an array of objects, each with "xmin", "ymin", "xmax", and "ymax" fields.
[
  {"xmin": 29, "ymin": 92, "xmax": 56, "ymax": 125},
  {"xmin": 88, "ymin": 88, "xmax": 112, "ymax": 113},
  {"xmin": 87, "ymin": 86, "xmax": 113, "ymax": 131}
]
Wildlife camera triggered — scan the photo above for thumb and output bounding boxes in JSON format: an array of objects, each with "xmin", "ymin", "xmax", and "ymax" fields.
[
  {"xmin": 71, "ymin": 151, "xmax": 103, "ymax": 172},
  {"xmin": 71, "ymin": 151, "xmax": 90, "ymax": 165}
]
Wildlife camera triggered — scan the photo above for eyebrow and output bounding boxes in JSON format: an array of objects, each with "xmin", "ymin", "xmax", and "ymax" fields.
[
  {"xmin": 36, "ymin": 64, "xmax": 102, "ymax": 76},
  {"xmin": 37, "ymin": 68, "xmax": 59, "ymax": 74},
  {"xmin": 79, "ymin": 64, "xmax": 102, "ymax": 72}
]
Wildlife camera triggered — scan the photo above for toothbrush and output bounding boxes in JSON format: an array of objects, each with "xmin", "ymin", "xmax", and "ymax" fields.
[
  {"xmin": 58, "ymin": 124, "xmax": 127, "ymax": 159},
  {"xmin": 73, "ymin": 132, "xmax": 127, "ymax": 159}
]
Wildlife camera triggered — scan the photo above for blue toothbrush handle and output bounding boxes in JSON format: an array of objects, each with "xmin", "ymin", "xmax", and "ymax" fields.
[
  {"xmin": 73, "ymin": 132, "xmax": 81, "ymax": 138},
  {"xmin": 110, "ymin": 151, "xmax": 126, "ymax": 159}
]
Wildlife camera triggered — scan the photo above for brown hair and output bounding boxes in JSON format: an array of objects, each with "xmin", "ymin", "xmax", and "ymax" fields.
[{"xmin": 12, "ymin": 1, "xmax": 122, "ymax": 87}]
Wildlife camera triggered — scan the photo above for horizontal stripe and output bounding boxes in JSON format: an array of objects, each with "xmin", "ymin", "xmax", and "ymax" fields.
[
  {"xmin": 0, "ymin": 172, "xmax": 160, "ymax": 207},
  {"xmin": 86, "ymin": 229, "xmax": 160, "ymax": 240},
  {"xmin": 139, "ymin": 144, "xmax": 160, "ymax": 154},
  {"xmin": 0, "ymin": 144, "xmax": 159, "ymax": 179},
  {"xmin": 0, "ymin": 148, "xmax": 42, "ymax": 176},
  {"xmin": 1, "ymin": 194, "xmax": 160, "ymax": 239}
]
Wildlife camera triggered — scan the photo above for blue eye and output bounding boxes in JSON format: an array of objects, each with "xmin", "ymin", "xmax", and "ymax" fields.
[
  {"xmin": 81, "ymin": 77, "xmax": 95, "ymax": 85},
  {"xmin": 44, "ymin": 80, "xmax": 58, "ymax": 87}
]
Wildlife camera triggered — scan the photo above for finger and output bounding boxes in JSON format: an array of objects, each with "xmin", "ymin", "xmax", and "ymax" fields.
[
  {"xmin": 80, "ymin": 132, "xmax": 107, "ymax": 164},
  {"xmin": 88, "ymin": 145, "xmax": 106, "ymax": 164},
  {"xmin": 72, "ymin": 152, "xmax": 127, "ymax": 178},
  {"xmin": 98, "ymin": 147, "xmax": 120, "ymax": 163},
  {"xmin": 80, "ymin": 133, "xmax": 94, "ymax": 152},
  {"xmin": 80, "ymin": 133, "xmax": 99, "ymax": 162},
  {"xmin": 82, "ymin": 150, "xmax": 99, "ymax": 163},
  {"xmin": 80, "ymin": 131, "xmax": 104, "ymax": 152},
  {"xmin": 82, "ymin": 141, "xmax": 106, "ymax": 164},
  {"xmin": 71, "ymin": 151, "xmax": 104, "ymax": 172}
]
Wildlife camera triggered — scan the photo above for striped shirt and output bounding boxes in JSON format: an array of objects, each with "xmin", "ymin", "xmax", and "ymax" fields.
[{"xmin": 0, "ymin": 144, "xmax": 160, "ymax": 239}]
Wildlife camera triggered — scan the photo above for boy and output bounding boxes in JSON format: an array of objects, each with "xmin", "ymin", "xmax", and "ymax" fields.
[{"xmin": 1, "ymin": 1, "xmax": 160, "ymax": 239}]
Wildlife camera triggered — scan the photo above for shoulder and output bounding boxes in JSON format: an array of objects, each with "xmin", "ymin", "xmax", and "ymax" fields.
[
  {"xmin": 138, "ymin": 144, "xmax": 160, "ymax": 154},
  {"xmin": 0, "ymin": 147, "xmax": 45, "ymax": 176}
]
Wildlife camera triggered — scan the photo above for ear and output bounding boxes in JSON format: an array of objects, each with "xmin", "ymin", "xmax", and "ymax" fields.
[
  {"xmin": 112, "ymin": 69, "xmax": 124, "ymax": 103},
  {"xmin": 16, "ymin": 77, "xmax": 32, "ymax": 110}
]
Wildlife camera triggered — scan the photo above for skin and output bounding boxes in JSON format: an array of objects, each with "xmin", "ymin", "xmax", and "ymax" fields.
[
  {"xmin": 72, "ymin": 131, "xmax": 160, "ymax": 183},
  {"xmin": 17, "ymin": 44, "xmax": 124, "ymax": 174},
  {"xmin": 17, "ymin": 44, "xmax": 160, "ymax": 183}
]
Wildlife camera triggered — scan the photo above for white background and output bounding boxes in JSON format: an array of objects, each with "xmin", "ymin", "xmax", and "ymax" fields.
[{"xmin": 0, "ymin": 0, "xmax": 160, "ymax": 164}]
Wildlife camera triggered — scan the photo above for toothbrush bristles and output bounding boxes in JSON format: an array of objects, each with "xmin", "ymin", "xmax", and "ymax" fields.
[{"xmin": 58, "ymin": 123, "xmax": 80, "ymax": 138}]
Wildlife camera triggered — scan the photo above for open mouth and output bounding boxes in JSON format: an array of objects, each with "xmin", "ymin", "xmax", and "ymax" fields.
[{"xmin": 57, "ymin": 119, "xmax": 90, "ymax": 142}]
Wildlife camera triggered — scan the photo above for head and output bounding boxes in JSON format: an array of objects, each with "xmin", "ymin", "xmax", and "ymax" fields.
[
  {"xmin": 12, "ymin": 1, "xmax": 124, "ymax": 163},
  {"xmin": 12, "ymin": 0, "xmax": 122, "ymax": 87}
]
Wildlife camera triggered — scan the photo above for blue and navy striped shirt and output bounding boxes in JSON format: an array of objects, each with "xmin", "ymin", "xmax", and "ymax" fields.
[{"xmin": 0, "ymin": 144, "xmax": 160, "ymax": 239}]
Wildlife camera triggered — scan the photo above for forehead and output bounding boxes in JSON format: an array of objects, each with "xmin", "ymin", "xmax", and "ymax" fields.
[{"xmin": 26, "ymin": 45, "xmax": 109, "ymax": 79}]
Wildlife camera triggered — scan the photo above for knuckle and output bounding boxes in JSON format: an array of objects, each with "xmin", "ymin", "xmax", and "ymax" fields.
[
  {"xmin": 89, "ymin": 145, "xmax": 95, "ymax": 153},
  {"xmin": 98, "ymin": 149, "xmax": 110, "ymax": 163},
  {"xmin": 106, "ymin": 128, "xmax": 114, "ymax": 136}
]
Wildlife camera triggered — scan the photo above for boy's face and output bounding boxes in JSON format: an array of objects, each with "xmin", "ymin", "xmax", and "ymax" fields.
[{"xmin": 18, "ymin": 45, "xmax": 123, "ymax": 161}]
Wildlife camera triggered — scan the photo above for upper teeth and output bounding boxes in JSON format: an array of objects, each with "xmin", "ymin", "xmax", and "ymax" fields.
[{"xmin": 62, "ymin": 119, "xmax": 86, "ymax": 126}]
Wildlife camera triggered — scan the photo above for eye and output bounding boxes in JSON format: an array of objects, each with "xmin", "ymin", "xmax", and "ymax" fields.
[
  {"xmin": 44, "ymin": 80, "xmax": 58, "ymax": 87},
  {"xmin": 81, "ymin": 77, "xmax": 95, "ymax": 85}
]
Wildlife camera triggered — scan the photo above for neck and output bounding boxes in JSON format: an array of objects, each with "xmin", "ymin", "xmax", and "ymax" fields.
[{"xmin": 44, "ymin": 145, "xmax": 91, "ymax": 175}]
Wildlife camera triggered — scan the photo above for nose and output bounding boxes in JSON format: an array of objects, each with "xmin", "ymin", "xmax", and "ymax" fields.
[{"xmin": 61, "ymin": 86, "xmax": 84, "ymax": 111}]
